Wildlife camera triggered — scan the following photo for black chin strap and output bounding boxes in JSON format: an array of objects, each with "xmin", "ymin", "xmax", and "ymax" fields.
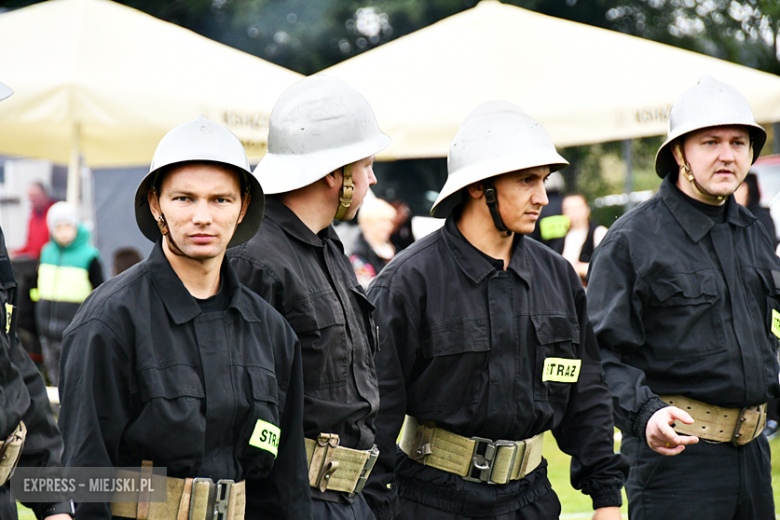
[{"xmin": 483, "ymin": 180, "xmax": 512, "ymax": 237}]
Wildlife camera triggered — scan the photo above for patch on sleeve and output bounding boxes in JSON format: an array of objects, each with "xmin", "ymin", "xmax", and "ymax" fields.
[
  {"xmin": 542, "ymin": 357, "xmax": 581, "ymax": 383},
  {"xmin": 771, "ymin": 309, "xmax": 780, "ymax": 340},
  {"xmin": 539, "ymin": 215, "xmax": 570, "ymax": 240},
  {"xmin": 249, "ymin": 419, "xmax": 280, "ymax": 458},
  {"xmin": 5, "ymin": 303, "xmax": 12, "ymax": 334}
]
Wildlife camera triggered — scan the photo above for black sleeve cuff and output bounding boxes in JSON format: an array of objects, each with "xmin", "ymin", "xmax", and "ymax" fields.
[
  {"xmin": 633, "ymin": 396, "xmax": 668, "ymax": 441},
  {"xmin": 591, "ymin": 488, "xmax": 623, "ymax": 510}
]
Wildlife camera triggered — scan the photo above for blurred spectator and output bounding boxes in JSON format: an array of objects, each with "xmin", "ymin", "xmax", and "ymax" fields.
[
  {"xmin": 350, "ymin": 198, "xmax": 397, "ymax": 288},
  {"xmin": 561, "ymin": 193, "xmax": 607, "ymax": 285},
  {"xmin": 112, "ymin": 247, "xmax": 142, "ymax": 276},
  {"xmin": 33, "ymin": 202, "xmax": 103, "ymax": 385},
  {"xmin": 735, "ymin": 173, "xmax": 778, "ymax": 248},
  {"xmin": 389, "ymin": 201, "xmax": 415, "ymax": 252},
  {"xmin": 530, "ymin": 171, "xmax": 567, "ymax": 253},
  {"xmin": 12, "ymin": 182, "xmax": 54, "ymax": 260}
]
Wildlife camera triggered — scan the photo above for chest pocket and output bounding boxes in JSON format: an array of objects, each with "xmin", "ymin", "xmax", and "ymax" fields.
[
  {"xmin": 412, "ymin": 317, "xmax": 489, "ymax": 413},
  {"xmin": 239, "ymin": 367, "xmax": 280, "ymax": 478},
  {"xmin": 532, "ymin": 314, "xmax": 580, "ymax": 402},
  {"xmin": 131, "ymin": 365, "xmax": 206, "ymax": 472},
  {"xmin": 645, "ymin": 271, "xmax": 726, "ymax": 359},
  {"xmin": 286, "ymin": 291, "xmax": 348, "ymax": 390}
]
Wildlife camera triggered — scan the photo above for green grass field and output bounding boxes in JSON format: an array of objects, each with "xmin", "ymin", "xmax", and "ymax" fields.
[{"xmin": 15, "ymin": 432, "xmax": 780, "ymax": 519}]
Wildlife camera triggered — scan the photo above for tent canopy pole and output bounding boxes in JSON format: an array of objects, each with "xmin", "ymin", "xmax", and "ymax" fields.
[{"xmin": 66, "ymin": 122, "xmax": 81, "ymax": 205}]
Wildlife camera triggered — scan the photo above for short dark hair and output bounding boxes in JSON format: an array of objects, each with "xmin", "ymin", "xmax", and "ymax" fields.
[{"xmin": 113, "ymin": 247, "xmax": 142, "ymax": 275}]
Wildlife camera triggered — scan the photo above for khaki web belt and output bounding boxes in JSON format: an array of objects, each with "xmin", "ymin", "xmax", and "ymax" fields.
[
  {"xmin": 399, "ymin": 416, "xmax": 544, "ymax": 485},
  {"xmin": 111, "ymin": 463, "xmax": 245, "ymax": 520},
  {"xmin": 305, "ymin": 434, "xmax": 379, "ymax": 494},
  {"xmin": 661, "ymin": 395, "xmax": 767, "ymax": 446},
  {"xmin": 0, "ymin": 421, "xmax": 25, "ymax": 486}
]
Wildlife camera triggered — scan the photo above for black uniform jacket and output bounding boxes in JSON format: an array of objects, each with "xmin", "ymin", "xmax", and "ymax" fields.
[
  {"xmin": 364, "ymin": 216, "xmax": 627, "ymax": 519},
  {"xmin": 58, "ymin": 240, "xmax": 311, "ymax": 520},
  {"xmin": 587, "ymin": 176, "xmax": 780, "ymax": 440},
  {"xmin": 229, "ymin": 196, "xmax": 380, "ymax": 454},
  {"xmin": 0, "ymin": 227, "xmax": 63, "ymax": 519}
]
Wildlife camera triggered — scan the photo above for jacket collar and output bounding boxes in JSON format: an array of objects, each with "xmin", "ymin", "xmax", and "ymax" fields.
[
  {"xmin": 441, "ymin": 215, "xmax": 531, "ymax": 285},
  {"xmin": 660, "ymin": 176, "xmax": 756, "ymax": 243},
  {"xmin": 264, "ymin": 195, "xmax": 344, "ymax": 251},
  {"xmin": 147, "ymin": 240, "xmax": 262, "ymax": 325}
]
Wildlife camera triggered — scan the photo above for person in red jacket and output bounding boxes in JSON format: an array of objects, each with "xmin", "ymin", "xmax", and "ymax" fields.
[{"xmin": 13, "ymin": 182, "xmax": 54, "ymax": 260}]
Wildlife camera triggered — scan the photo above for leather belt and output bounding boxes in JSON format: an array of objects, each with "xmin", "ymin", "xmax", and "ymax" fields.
[
  {"xmin": 305, "ymin": 434, "xmax": 379, "ymax": 494},
  {"xmin": 0, "ymin": 421, "xmax": 26, "ymax": 486},
  {"xmin": 399, "ymin": 416, "xmax": 544, "ymax": 485},
  {"xmin": 111, "ymin": 472, "xmax": 245, "ymax": 520},
  {"xmin": 660, "ymin": 395, "xmax": 767, "ymax": 446}
]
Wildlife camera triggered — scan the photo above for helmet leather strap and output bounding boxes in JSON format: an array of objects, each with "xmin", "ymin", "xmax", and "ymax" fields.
[
  {"xmin": 483, "ymin": 180, "xmax": 513, "ymax": 237},
  {"xmin": 334, "ymin": 163, "xmax": 354, "ymax": 221}
]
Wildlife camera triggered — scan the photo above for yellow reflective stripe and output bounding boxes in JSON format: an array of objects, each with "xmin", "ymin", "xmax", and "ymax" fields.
[
  {"xmin": 542, "ymin": 357, "xmax": 581, "ymax": 383},
  {"xmin": 539, "ymin": 215, "xmax": 570, "ymax": 240},
  {"xmin": 772, "ymin": 309, "xmax": 780, "ymax": 340},
  {"xmin": 249, "ymin": 419, "xmax": 280, "ymax": 458},
  {"xmin": 37, "ymin": 264, "xmax": 92, "ymax": 303}
]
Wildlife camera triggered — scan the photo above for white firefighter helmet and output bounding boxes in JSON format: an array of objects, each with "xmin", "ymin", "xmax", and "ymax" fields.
[
  {"xmin": 655, "ymin": 76, "xmax": 766, "ymax": 178},
  {"xmin": 431, "ymin": 101, "xmax": 568, "ymax": 219},
  {"xmin": 134, "ymin": 115, "xmax": 263, "ymax": 248},
  {"xmin": 254, "ymin": 74, "xmax": 391, "ymax": 195},
  {"xmin": 0, "ymin": 81, "xmax": 13, "ymax": 102}
]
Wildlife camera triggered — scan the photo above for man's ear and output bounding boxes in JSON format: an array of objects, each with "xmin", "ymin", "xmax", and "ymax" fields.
[
  {"xmin": 324, "ymin": 168, "xmax": 341, "ymax": 189},
  {"xmin": 671, "ymin": 140, "xmax": 685, "ymax": 167},
  {"xmin": 237, "ymin": 193, "xmax": 251, "ymax": 224},
  {"xmin": 465, "ymin": 182, "xmax": 484, "ymax": 200},
  {"xmin": 147, "ymin": 189, "xmax": 161, "ymax": 220}
]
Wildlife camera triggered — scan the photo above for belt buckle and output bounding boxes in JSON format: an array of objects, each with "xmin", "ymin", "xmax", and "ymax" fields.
[
  {"xmin": 350, "ymin": 445, "xmax": 380, "ymax": 496},
  {"xmin": 214, "ymin": 480, "xmax": 234, "ymax": 520},
  {"xmin": 731, "ymin": 405, "xmax": 766, "ymax": 446},
  {"xmin": 489, "ymin": 440, "xmax": 519, "ymax": 485},
  {"xmin": 462, "ymin": 437, "xmax": 496, "ymax": 483},
  {"xmin": 189, "ymin": 477, "xmax": 217, "ymax": 520}
]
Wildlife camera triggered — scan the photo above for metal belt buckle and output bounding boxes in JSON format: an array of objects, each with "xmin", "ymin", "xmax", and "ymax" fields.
[
  {"xmin": 191, "ymin": 477, "xmax": 233, "ymax": 520},
  {"xmin": 489, "ymin": 440, "xmax": 519, "ymax": 485},
  {"xmin": 350, "ymin": 445, "xmax": 380, "ymax": 496},
  {"xmin": 731, "ymin": 406, "xmax": 751, "ymax": 446},
  {"xmin": 214, "ymin": 480, "xmax": 234, "ymax": 520},
  {"xmin": 462, "ymin": 437, "xmax": 496, "ymax": 483}
]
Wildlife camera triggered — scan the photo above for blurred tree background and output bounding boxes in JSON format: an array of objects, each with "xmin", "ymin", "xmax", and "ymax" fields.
[{"xmin": 1, "ymin": 0, "xmax": 778, "ymax": 216}]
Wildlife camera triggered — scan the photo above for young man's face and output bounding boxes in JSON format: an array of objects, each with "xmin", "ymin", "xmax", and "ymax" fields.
[
  {"xmin": 492, "ymin": 165, "xmax": 551, "ymax": 235},
  {"xmin": 338, "ymin": 155, "xmax": 377, "ymax": 221},
  {"xmin": 675, "ymin": 125, "xmax": 752, "ymax": 202},
  {"xmin": 149, "ymin": 163, "xmax": 248, "ymax": 261}
]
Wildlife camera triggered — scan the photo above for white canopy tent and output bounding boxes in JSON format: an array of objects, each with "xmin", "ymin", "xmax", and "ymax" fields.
[
  {"xmin": 0, "ymin": 0, "xmax": 303, "ymax": 202},
  {"xmin": 324, "ymin": 0, "xmax": 780, "ymax": 160}
]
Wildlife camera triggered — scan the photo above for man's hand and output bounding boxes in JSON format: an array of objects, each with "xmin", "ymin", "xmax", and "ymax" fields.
[
  {"xmin": 592, "ymin": 506, "xmax": 621, "ymax": 520},
  {"xmin": 646, "ymin": 406, "xmax": 699, "ymax": 455}
]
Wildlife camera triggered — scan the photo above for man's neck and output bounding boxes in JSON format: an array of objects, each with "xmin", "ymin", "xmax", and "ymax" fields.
[
  {"xmin": 277, "ymin": 184, "xmax": 336, "ymax": 234},
  {"xmin": 162, "ymin": 239, "xmax": 222, "ymax": 299},
  {"xmin": 456, "ymin": 208, "xmax": 513, "ymax": 270}
]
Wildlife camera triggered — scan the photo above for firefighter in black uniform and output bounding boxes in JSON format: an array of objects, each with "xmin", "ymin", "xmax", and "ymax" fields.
[
  {"xmin": 365, "ymin": 101, "xmax": 628, "ymax": 520},
  {"xmin": 0, "ymin": 81, "xmax": 71, "ymax": 520},
  {"xmin": 57, "ymin": 115, "xmax": 311, "ymax": 520},
  {"xmin": 587, "ymin": 76, "xmax": 779, "ymax": 520},
  {"xmin": 229, "ymin": 75, "xmax": 390, "ymax": 520}
]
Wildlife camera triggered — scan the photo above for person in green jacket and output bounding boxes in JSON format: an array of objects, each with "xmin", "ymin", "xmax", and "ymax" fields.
[{"xmin": 35, "ymin": 201, "xmax": 103, "ymax": 385}]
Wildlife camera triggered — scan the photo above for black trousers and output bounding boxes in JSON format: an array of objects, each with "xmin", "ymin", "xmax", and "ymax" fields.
[
  {"xmin": 313, "ymin": 493, "xmax": 377, "ymax": 520},
  {"xmin": 394, "ymin": 487, "xmax": 561, "ymax": 520},
  {"xmin": 622, "ymin": 433, "xmax": 774, "ymax": 520}
]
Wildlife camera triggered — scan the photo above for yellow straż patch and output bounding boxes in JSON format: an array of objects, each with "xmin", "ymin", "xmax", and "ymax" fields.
[
  {"xmin": 542, "ymin": 358, "xmax": 581, "ymax": 383},
  {"xmin": 249, "ymin": 419, "xmax": 280, "ymax": 458},
  {"xmin": 771, "ymin": 309, "xmax": 780, "ymax": 340}
]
